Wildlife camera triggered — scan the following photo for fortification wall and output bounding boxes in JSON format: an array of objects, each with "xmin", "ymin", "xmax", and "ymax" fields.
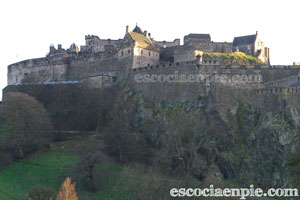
[
  {"xmin": 174, "ymin": 48, "xmax": 203, "ymax": 63},
  {"xmin": 7, "ymin": 57, "xmax": 69, "ymax": 85},
  {"xmin": 127, "ymin": 62, "xmax": 300, "ymax": 116},
  {"xmin": 128, "ymin": 62, "xmax": 208, "ymax": 101},
  {"xmin": 212, "ymin": 42, "xmax": 233, "ymax": 53},
  {"xmin": 183, "ymin": 41, "xmax": 232, "ymax": 53},
  {"xmin": 127, "ymin": 61, "xmax": 265, "ymax": 101},
  {"xmin": 155, "ymin": 39, "xmax": 180, "ymax": 48},
  {"xmin": 214, "ymin": 83, "xmax": 300, "ymax": 117},
  {"xmin": 7, "ymin": 51, "xmax": 133, "ymax": 86},
  {"xmin": 260, "ymin": 67, "xmax": 300, "ymax": 83}
]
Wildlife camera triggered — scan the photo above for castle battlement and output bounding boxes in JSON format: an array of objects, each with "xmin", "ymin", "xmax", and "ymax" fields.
[{"xmin": 255, "ymin": 87, "xmax": 300, "ymax": 95}]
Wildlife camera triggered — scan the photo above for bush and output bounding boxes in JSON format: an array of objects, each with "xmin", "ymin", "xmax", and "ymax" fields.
[{"xmin": 28, "ymin": 185, "xmax": 56, "ymax": 200}]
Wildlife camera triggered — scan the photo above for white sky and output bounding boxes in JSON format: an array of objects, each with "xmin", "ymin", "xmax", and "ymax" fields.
[{"xmin": 0, "ymin": 0, "xmax": 299, "ymax": 100}]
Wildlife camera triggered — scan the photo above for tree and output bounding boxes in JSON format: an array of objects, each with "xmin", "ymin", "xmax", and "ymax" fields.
[
  {"xmin": 72, "ymin": 137, "xmax": 107, "ymax": 193},
  {"xmin": 155, "ymin": 110, "xmax": 206, "ymax": 174},
  {"xmin": 0, "ymin": 92, "xmax": 53, "ymax": 159},
  {"xmin": 56, "ymin": 177, "xmax": 78, "ymax": 200}
]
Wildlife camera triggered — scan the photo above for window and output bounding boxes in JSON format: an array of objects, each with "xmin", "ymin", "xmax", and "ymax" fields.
[
  {"xmin": 141, "ymin": 50, "xmax": 143, "ymax": 55},
  {"xmin": 121, "ymin": 51, "xmax": 123, "ymax": 56},
  {"xmin": 247, "ymin": 45, "xmax": 251, "ymax": 50},
  {"xmin": 149, "ymin": 52, "xmax": 151, "ymax": 56},
  {"xmin": 128, "ymin": 49, "xmax": 131, "ymax": 54}
]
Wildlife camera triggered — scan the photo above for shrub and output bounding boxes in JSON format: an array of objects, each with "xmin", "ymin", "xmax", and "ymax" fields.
[{"xmin": 28, "ymin": 185, "xmax": 56, "ymax": 200}]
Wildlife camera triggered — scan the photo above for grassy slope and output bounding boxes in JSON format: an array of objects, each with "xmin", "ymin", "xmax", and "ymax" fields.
[
  {"xmin": 0, "ymin": 141, "xmax": 289, "ymax": 200},
  {"xmin": 0, "ymin": 142, "xmax": 131, "ymax": 200},
  {"xmin": 203, "ymin": 52, "xmax": 263, "ymax": 65},
  {"xmin": 0, "ymin": 151, "xmax": 77, "ymax": 199}
]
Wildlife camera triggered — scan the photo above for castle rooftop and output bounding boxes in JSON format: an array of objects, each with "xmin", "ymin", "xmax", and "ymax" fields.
[
  {"xmin": 233, "ymin": 34, "xmax": 257, "ymax": 46},
  {"xmin": 132, "ymin": 25, "xmax": 143, "ymax": 34},
  {"xmin": 184, "ymin": 34, "xmax": 211, "ymax": 40}
]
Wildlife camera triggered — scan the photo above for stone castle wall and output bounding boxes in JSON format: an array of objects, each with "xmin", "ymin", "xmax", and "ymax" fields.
[
  {"xmin": 127, "ymin": 62, "xmax": 300, "ymax": 115},
  {"xmin": 155, "ymin": 39, "xmax": 180, "ymax": 48},
  {"xmin": 7, "ymin": 51, "xmax": 133, "ymax": 86},
  {"xmin": 7, "ymin": 57, "xmax": 69, "ymax": 85},
  {"xmin": 5, "ymin": 56, "xmax": 300, "ymax": 130},
  {"xmin": 213, "ymin": 83, "xmax": 300, "ymax": 117}
]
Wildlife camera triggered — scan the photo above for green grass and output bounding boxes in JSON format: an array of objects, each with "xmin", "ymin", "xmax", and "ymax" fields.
[
  {"xmin": 203, "ymin": 52, "xmax": 263, "ymax": 65},
  {"xmin": 0, "ymin": 145, "xmax": 129, "ymax": 200},
  {"xmin": 0, "ymin": 151, "xmax": 78, "ymax": 199},
  {"xmin": 78, "ymin": 163, "xmax": 132, "ymax": 200}
]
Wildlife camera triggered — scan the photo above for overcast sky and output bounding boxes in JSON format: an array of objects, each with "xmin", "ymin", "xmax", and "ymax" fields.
[{"xmin": 0, "ymin": 0, "xmax": 299, "ymax": 100}]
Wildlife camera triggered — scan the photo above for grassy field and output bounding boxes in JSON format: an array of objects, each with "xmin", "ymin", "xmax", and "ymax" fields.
[{"xmin": 0, "ymin": 145, "xmax": 131, "ymax": 200}]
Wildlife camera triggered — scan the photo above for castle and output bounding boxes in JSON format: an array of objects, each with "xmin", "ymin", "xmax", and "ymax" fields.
[
  {"xmin": 7, "ymin": 25, "xmax": 271, "ymax": 86},
  {"xmin": 4, "ymin": 25, "xmax": 300, "ymax": 117}
]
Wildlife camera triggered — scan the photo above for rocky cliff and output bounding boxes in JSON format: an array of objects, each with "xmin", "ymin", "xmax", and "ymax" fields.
[{"xmin": 123, "ymin": 89, "xmax": 300, "ymax": 188}]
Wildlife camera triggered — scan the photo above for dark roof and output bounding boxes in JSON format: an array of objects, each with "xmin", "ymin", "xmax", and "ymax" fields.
[
  {"xmin": 70, "ymin": 43, "xmax": 77, "ymax": 49},
  {"xmin": 132, "ymin": 25, "xmax": 143, "ymax": 34},
  {"xmin": 233, "ymin": 34, "xmax": 257, "ymax": 46},
  {"xmin": 185, "ymin": 34, "xmax": 211, "ymax": 40}
]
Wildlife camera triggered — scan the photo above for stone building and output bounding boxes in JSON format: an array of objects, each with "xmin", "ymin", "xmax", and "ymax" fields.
[
  {"xmin": 233, "ymin": 32, "xmax": 270, "ymax": 65},
  {"xmin": 81, "ymin": 35, "xmax": 122, "ymax": 53},
  {"xmin": 119, "ymin": 25, "xmax": 160, "ymax": 68},
  {"xmin": 154, "ymin": 39, "xmax": 180, "ymax": 48},
  {"xmin": 183, "ymin": 34, "xmax": 233, "ymax": 53},
  {"xmin": 47, "ymin": 43, "xmax": 79, "ymax": 58}
]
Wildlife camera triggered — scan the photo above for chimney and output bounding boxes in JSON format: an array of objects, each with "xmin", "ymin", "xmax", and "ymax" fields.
[
  {"xmin": 148, "ymin": 32, "xmax": 151, "ymax": 37},
  {"xmin": 58, "ymin": 44, "xmax": 62, "ymax": 50},
  {"xmin": 126, "ymin": 25, "xmax": 130, "ymax": 34},
  {"xmin": 256, "ymin": 31, "xmax": 258, "ymax": 36},
  {"xmin": 144, "ymin": 30, "xmax": 148, "ymax": 37}
]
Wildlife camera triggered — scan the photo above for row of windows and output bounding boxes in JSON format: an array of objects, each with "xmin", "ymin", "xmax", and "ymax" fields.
[
  {"xmin": 120, "ymin": 49, "xmax": 131, "ymax": 56},
  {"xmin": 140, "ymin": 50, "xmax": 157, "ymax": 57}
]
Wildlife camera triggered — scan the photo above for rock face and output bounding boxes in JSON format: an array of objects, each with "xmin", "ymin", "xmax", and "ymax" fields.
[{"xmin": 123, "ymin": 90, "xmax": 300, "ymax": 188}]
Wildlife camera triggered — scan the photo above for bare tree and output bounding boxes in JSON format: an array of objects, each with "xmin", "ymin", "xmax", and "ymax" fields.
[
  {"xmin": 156, "ymin": 110, "xmax": 206, "ymax": 174},
  {"xmin": 72, "ymin": 137, "xmax": 108, "ymax": 193},
  {"xmin": 0, "ymin": 92, "xmax": 53, "ymax": 159}
]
